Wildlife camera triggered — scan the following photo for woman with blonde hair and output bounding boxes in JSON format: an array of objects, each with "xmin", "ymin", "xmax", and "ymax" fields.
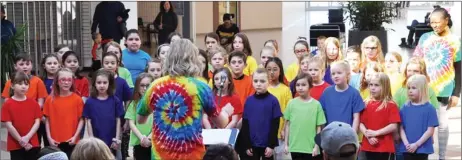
[
  {"xmin": 70, "ymin": 137, "xmax": 114, "ymax": 160},
  {"xmin": 361, "ymin": 36, "xmax": 385, "ymax": 69},
  {"xmin": 137, "ymin": 39, "xmax": 235, "ymax": 160}
]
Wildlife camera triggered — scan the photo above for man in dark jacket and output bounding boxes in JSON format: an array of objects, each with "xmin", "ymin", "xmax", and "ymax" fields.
[
  {"xmin": 216, "ymin": 13, "xmax": 239, "ymax": 47},
  {"xmin": 91, "ymin": 1, "xmax": 127, "ymax": 44},
  {"xmin": 1, "ymin": 5, "xmax": 16, "ymax": 45}
]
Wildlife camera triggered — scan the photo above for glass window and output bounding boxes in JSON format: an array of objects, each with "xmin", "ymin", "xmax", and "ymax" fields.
[{"xmin": 218, "ymin": 2, "xmax": 239, "ymax": 25}]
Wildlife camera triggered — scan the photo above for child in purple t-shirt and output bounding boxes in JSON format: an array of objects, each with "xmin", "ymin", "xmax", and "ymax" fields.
[{"xmin": 236, "ymin": 68, "xmax": 282, "ymax": 160}]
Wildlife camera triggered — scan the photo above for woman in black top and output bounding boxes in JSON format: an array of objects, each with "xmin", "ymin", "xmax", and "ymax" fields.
[{"xmin": 154, "ymin": 1, "xmax": 178, "ymax": 45}]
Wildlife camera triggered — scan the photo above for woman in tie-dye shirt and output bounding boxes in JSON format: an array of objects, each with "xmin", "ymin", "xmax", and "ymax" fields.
[
  {"xmin": 413, "ymin": 8, "xmax": 460, "ymax": 159},
  {"xmin": 137, "ymin": 39, "xmax": 233, "ymax": 160}
]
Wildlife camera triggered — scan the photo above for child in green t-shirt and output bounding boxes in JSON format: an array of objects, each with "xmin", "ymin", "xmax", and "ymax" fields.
[
  {"xmin": 124, "ymin": 73, "xmax": 155, "ymax": 160},
  {"xmin": 284, "ymin": 73, "xmax": 326, "ymax": 159}
]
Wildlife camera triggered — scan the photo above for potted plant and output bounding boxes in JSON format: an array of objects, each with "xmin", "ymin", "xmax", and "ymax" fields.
[
  {"xmin": 343, "ymin": 1, "xmax": 402, "ymax": 53},
  {"xmin": 1, "ymin": 24, "xmax": 26, "ymax": 91}
]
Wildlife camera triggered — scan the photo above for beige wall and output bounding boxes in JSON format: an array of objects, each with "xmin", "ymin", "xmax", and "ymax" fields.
[
  {"xmin": 194, "ymin": 2, "xmax": 214, "ymax": 48},
  {"xmin": 193, "ymin": 2, "xmax": 282, "ymax": 65},
  {"xmin": 240, "ymin": 2, "xmax": 282, "ymax": 30}
]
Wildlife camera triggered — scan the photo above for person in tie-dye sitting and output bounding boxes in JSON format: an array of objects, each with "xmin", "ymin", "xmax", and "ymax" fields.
[{"xmin": 137, "ymin": 38, "xmax": 234, "ymax": 160}]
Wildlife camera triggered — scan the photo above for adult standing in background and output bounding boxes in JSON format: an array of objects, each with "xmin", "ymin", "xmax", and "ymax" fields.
[
  {"xmin": 91, "ymin": 1, "xmax": 127, "ymax": 44},
  {"xmin": 154, "ymin": 1, "xmax": 178, "ymax": 45},
  {"xmin": 216, "ymin": 13, "xmax": 240, "ymax": 49},
  {"xmin": 413, "ymin": 7, "xmax": 460, "ymax": 160},
  {"xmin": 1, "ymin": 5, "xmax": 16, "ymax": 45}
]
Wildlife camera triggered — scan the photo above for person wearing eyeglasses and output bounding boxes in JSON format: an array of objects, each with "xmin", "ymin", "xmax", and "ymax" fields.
[{"xmin": 360, "ymin": 36, "xmax": 385, "ymax": 70}]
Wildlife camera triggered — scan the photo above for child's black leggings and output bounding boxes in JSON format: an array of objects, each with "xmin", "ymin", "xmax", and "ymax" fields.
[
  {"xmin": 403, "ymin": 153, "xmax": 428, "ymax": 160},
  {"xmin": 239, "ymin": 147, "xmax": 274, "ymax": 160},
  {"xmin": 10, "ymin": 147, "xmax": 40, "ymax": 160},
  {"xmin": 291, "ymin": 152, "xmax": 323, "ymax": 160},
  {"xmin": 364, "ymin": 151, "xmax": 395, "ymax": 160}
]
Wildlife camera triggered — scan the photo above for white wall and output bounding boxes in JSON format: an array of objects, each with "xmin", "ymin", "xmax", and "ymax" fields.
[
  {"xmin": 281, "ymin": 2, "xmax": 307, "ymax": 68},
  {"xmin": 90, "ymin": 1, "xmax": 138, "ymax": 50},
  {"xmin": 449, "ymin": 2, "xmax": 461, "ymax": 37}
]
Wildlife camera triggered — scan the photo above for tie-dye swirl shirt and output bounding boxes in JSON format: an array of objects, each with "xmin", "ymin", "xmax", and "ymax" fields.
[
  {"xmin": 137, "ymin": 76, "xmax": 218, "ymax": 160},
  {"xmin": 414, "ymin": 31, "xmax": 461, "ymax": 97}
]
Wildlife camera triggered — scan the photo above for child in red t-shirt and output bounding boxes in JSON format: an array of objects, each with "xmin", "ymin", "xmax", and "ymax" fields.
[
  {"xmin": 1, "ymin": 72, "xmax": 42, "ymax": 159},
  {"xmin": 360, "ymin": 72, "xmax": 401, "ymax": 160},
  {"xmin": 203, "ymin": 67, "xmax": 243, "ymax": 129},
  {"xmin": 61, "ymin": 51, "xmax": 89, "ymax": 101},
  {"xmin": 290, "ymin": 55, "xmax": 329, "ymax": 100}
]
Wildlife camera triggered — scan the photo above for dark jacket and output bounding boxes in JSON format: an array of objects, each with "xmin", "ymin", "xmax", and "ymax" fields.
[
  {"xmin": 154, "ymin": 11, "xmax": 178, "ymax": 44},
  {"xmin": 216, "ymin": 23, "xmax": 239, "ymax": 45},
  {"xmin": 91, "ymin": 1, "xmax": 127, "ymax": 41},
  {"xmin": 1, "ymin": 18, "xmax": 16, "ymax": 45}
]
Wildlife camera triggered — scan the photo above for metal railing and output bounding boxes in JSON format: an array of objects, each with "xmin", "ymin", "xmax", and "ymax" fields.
[{"xmin": 5, "ymin": 1, "xmax": 83, "ymax": 74}]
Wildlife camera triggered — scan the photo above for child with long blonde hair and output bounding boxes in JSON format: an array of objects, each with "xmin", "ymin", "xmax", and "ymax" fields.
[
  {"xmin": 321, "ymin": 37, "xmax": 343, "ymax": 85},
  {"xmin": 360, "ymin": 36, "xmax": 385, "ymax": 69},
  {"xmin": 384, "ymin": 51, "xmax": 405, "ymax": 96},
  {"xmin": 360, "ymin": 72, "xmax": 401, "ymax": 160},
  {"xmin": 399, "ymin": 74, "xmax": 439, "ymax": 160},
  {"xmin": 393, "ymin": 57, "xmax": 439, "ymax": 109}
]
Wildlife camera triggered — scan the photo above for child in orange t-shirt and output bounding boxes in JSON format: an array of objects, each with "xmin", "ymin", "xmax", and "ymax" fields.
[
  {"xmin": 43, "ymin": 68, "xmax": 85, "ymax": 158},
  {"xmin": 61, "ymin": 50, "xmax": 89, "ymax": 101},
  {"xmin": 1, "ymin": 72, "xmax": 42, "ymax": 159},
  {"xmin": 228, "ymin": 51, "xmax": 255, "ymax": 105},
  {"xmin": 2, "ymin": 54, "xmax": 48, "ymax": 105}
]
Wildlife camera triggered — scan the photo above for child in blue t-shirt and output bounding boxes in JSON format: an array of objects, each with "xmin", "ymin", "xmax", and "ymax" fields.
[
  {"xmin": 237, "ymin": 68, "xmax": 282, "ymax": 160},
  {"xmin": 83, "ymin": 69, "xmax": 124, "ymax": 157},
  {"xmin": 122, "ymin": 29, "xmax": 151, "ymax": 83},
  {"xmin": 399, "ymin": 74, "xmax": 438, "ymax": 160},
  {"xmin": 319, "ymin": 60, "xmax": 365, "ymax": 132}
]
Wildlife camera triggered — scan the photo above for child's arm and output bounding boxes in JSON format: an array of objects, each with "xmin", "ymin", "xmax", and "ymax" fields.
[
  {"xmin": 45, "ymin": 117, "xmax": 59, "ymax": 146},
  {"xmin": 268, "ymin": 117, "xmax": 280, "ymax": 149},
  {"xmin": 37, "ymin": 98, "xmax": 45, "ymax": 108},
  {"xmin": 283, "ymin": 120, "xmax": 290, "ymax": 147},
  {"xmin": 359, "ymin": 123, "xmax": 368, "ymax": 136},
  {"xmin": 68, "ymin": 118, "xmax": 84, "ymax": 145},
  {"xmin": 86, "ymin": 119, "xmax": 94, "ymax": 137},
  {"xmin": 368, "ymin": 123, "xmax": 398, "ymax": 137},
  {"xmin": 413, "ymin": 127, "xmax": 435, "ymax": 147},
  {"xmin": 4, "ymin": 122, "xmax": 24, "ymax": 145},
  {"xmin": 202, "ymin": 114, "xmax": 212, "ymax": 129},
  {"xmin": 22, "ymin": 118, "xmax": 41, "ymax": 143},
  {"xmin": 399, "ymin": 125, "xmax": 409, "ymax": 145},
  {"xmin": 225, "ymin": 115, "xmax": 239, "ymax": 129},
  {"xmin": 128, "ymin": 119, "xmax": 145, "ymax": 140},
  {"xmin": 113, "ymin": 118, "xmax": 121, "ymax": 147},
  {"xmin": 352, "ymin": 113, "xmax": 360, "ymax": 133}
]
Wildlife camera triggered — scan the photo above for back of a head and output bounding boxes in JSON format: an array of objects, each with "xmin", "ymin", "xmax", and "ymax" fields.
[
  {"xmin": 70, "ymin": 137, "xmax": 114, "ymax": 160},
  {"xmin": 163, "ymin": 38, "xmax": 201, "ymax": 77},
  {"xmin": 38, "ymin": 146, "xmax": 68, "ymax": 160},
  {"xmin": 315, "ymin": 121, "xmax": 358, "ymax": 160},
  {"xmin": 203, "ymin": 143, "xmax": 238, "ymax": 160}
]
